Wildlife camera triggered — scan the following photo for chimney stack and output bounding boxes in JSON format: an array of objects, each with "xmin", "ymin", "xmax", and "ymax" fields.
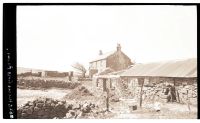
[
  {"xmin": 99, "ymin": 50, "xmax": 103, "ymax": 55},
  {"xmin": 117, "ymin": 43, "xmax": 121, "ymax": 52}
]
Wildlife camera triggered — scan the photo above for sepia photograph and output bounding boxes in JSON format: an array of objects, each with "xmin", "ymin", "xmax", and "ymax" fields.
[{"xmin": 16, "ymin": 5, "xmax": 197, "ymax": 119}]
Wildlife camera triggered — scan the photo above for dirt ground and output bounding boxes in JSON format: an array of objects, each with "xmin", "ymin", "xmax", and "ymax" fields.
[
  {"xmin": 17, "ymin": 80, "xmax": 197, "ymax": 119},
  {"xmin": 109, "ymin": 100, "xmax": 197, "ymax": 119},
  {"xmin": 17, "ymin": 88, "xmax": 71, "ymax": 107}
]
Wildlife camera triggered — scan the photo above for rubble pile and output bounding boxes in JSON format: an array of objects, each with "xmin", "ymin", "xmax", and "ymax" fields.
[
  {"xmin": 63, "ymin": 101, "xmax": 100, "ymax": 119},
  {"xmin": 109, "ymin": 90, "xmax": 120, "ymax": 102},
  {"xmin": 17, "ymin": 78, "xmax": 80, "ymax": 89},
  {"xmin": 17, "ymin": 97, "xmax": 68, "ymax": 119},
  {"xmin": 17, "ymin": 97, "xmax": 106, "ymax": 119},
  {"xmin": 64, "ymin": 86, "xmax": 93, "ymax": 100}
]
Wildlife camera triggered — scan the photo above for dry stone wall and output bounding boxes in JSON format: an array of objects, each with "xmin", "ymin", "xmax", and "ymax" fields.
[
  {"xmin": 115, "ymin": 80, "xmax": 197, "ymax": 105},
  {"xmin": 17, "ymin": 78, "xmax": 80, "ymax": 89},
  {"xmin": 130, "ymin": 83, "xmax": 197, "ymax": 105}
]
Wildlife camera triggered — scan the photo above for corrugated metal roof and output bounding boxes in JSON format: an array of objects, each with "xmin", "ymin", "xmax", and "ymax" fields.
[
  {"xmin": 89, "ymin": 51, "xmax": 115, "ymax": 63},
  {"xmin": 120, "ymin": 58, "xmax": 197, "ymax": 78}
]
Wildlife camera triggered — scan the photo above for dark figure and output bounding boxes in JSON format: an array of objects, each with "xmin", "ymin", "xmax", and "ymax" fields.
[
  {"xmin": 165, "ymin": 85, "xmax": 171, "ymax": 102},
  {"xmin": 169, "ymin": 85, "xmax": 176, "ymax": 102},
  {"xmin": 164, "ymin": 86, "xmax": 170, "ymax": 95},
  {"xmin": 165, "ymin": 84, "xmax": 176, "ymax": 102}
]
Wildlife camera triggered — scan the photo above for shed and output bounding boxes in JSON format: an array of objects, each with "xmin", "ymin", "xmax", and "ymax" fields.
[{"xmin": 119, "ymin": 58, "xmax": 197, "ymax": 92}]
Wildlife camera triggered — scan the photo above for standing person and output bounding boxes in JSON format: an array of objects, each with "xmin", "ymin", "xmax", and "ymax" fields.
[
  {"xmin": 170, "ymin": 84, "xmax": 176, "ymax": 102},
  {"xmin": 164, "ymin": 83, "xmax": 170, "ymax": 95},
  {"xmin": 166, "ymin": 83, "xmax": 172, "ymax": 102}
]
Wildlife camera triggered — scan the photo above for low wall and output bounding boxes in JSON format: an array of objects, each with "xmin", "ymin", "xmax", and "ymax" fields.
[
  {"xmin": 17, "ymin": 78, "xmax": 80, "ymax": 89},
  {"xmin": 127, "ymin": 83, "xmax": 197, "ymax": 105}
]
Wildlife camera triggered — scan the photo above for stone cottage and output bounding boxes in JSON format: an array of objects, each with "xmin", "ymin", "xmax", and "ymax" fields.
[{"xmin": 89, "ymin": 44, "xmax": 133, "ymax": 78}]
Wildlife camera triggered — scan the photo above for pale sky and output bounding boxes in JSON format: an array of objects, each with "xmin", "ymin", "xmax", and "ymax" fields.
[{"xmin": 17, "ymin": 5, "xmax": 197, "ymax": 72}]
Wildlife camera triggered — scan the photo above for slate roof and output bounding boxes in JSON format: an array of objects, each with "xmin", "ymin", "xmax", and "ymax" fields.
[{"xmin": 89, "ymin": 51, "xmax": 116, "ymax": 63}]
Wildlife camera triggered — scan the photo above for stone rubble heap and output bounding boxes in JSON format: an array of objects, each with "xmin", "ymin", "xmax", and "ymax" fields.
[
  {"xmin": 17, "ymin": 97, "xmax": 68, "ymax": 119},
  {"xmin": 64, "ymin": 86, "xmax": 93, "ymax": 100},
  {"xmin": 17, "ymin": 97, "xmax": 106, "ymax": 119}
]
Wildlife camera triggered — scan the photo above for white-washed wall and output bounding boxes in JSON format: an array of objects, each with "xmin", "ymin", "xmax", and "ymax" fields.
[{"xmin": 90, "ymin": 60, "xmax": 106, "ymax": 73}]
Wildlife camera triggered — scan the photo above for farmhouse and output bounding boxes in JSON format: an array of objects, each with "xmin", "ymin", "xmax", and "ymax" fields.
[{"xmin": 89, "ymin": 44, "xmax": 133, "ymax": 78}]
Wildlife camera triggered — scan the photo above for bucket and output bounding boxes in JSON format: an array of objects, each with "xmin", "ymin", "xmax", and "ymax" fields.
[{"xmin": 129, "ymin": 105, "xmax": 137, "ymax": 111}]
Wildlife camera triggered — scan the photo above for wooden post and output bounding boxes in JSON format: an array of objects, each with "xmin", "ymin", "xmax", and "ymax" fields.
[
  {"xmin": 174, "ymin": 78, "xmax": 180, "ymax": 103},
  {"xmin": 139, "ymin": 78, "xmax": 144, "ymax": 107},
  {"xmin": 187, "ymin": 90, "xmax": 191, "ymax": 112},
  {"xmin": 176, "ymin": 90, "xmax": 180, "ymax": 103},
  {"xmin": 171, "ymin": 78, "xmax": 175, "ymax": 102},
  {"xmin": 69, "ymin": 71, "xmax": 72, "ymax": 81},
  {"xmin": 110, "ymin": 78, "xmax": 112, "ymax": 88},
  {"xmin": 106, "ymin": 88, "xmax": 109, "ymax": 111},
  {"xmin": 103, "ymin": 78, "xmax": 107, "ymax": 92},
  {"xmin": 170, "ymin": 88, "xmax": 173, "ymax": 102},
  {"xmin": 96, "ymin": 78, "xmax": 98, "ymax": 87}
]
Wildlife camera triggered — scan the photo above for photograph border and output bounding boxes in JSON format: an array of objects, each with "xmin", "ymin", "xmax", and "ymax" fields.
[{"xmin": 3, "ymin": 3, "xmax": 200, "ymax": 119}]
